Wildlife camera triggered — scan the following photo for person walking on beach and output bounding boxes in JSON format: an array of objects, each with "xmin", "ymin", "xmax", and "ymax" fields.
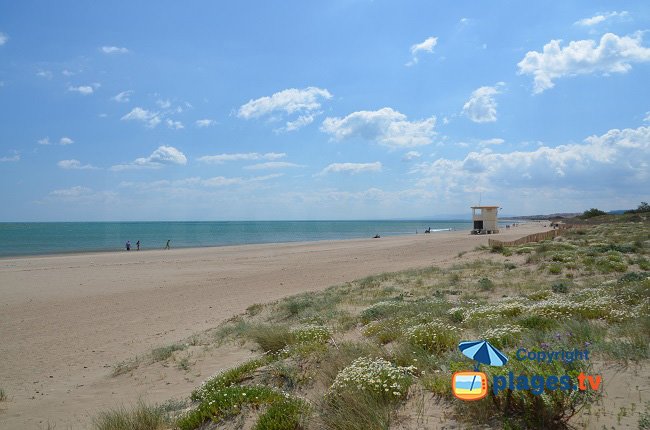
[
  {"xmin": 165, "ymin": 239, "xmax": 171, "ymax": 250},
  {"xmin": 136, "ymin": 240, "xmax": 140, "ymax": 251},
  {"xmin": 126, "ymin": 240, "xmax": 131, "ymax": 251}
]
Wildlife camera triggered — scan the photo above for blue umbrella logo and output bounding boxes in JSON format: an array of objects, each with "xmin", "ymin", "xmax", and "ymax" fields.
[{"xmin": 459, "ymin": 340, "xmax": 508, "ymax": 371}]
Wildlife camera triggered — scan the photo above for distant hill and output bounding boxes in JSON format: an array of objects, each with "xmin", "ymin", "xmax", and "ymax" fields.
[{"xmin": 506, "ymin": 213, "xmax": 581, "ymax": 220}]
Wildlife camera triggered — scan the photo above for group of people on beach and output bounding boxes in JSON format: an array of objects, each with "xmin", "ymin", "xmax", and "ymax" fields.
[{"xmin": 125, "ymin": 239, "xmax": 171, "ymax": 251}]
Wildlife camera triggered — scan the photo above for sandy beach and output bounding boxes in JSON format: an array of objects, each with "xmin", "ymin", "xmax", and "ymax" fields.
[{"xmin": 0, "ymin": 224, "xmax": 547, "ymax": 429}]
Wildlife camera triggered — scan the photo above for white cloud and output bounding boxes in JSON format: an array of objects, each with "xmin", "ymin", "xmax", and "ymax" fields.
[
  {"xmin": 57, "ymin": 159, "xmax": 96, "ymax": 170},
  {"xmin": 574, "ymin": 11, "xmax": 628, "ymax": 26},
  {"xmin": 644, "ymin": 112, "xmax": 650, "ymax": 122},
  {"xmin": 112, "ymin": 90, "xmax": 133, "ymax": 103},
  {"xmin": 406, "ymin": 36, "xmax": 438, "ymax": 66},
  {"xmin": 413, "ymin": 126, "xmax": 650, "ymax": 195},
  {"xmin": 59, "ymin": 137, "xmax": 74, "ymax": 145},
  {"xmin": 37, "ymin": 70, "xmax": 53, "ymax": 79},
  {"xmin": 319, "ymin": 162, "xmax": 382, "ymax": 175},
  {"xmin": 68, "ymin": 84, "xmax": 99, "ymax": 95},
  {"xmin": 197, "ymin": 152, "xmax": 286, "ymax": 164},
  {"xmin": 244, "ymin": 161, "xmax": 303, "ymax": 170},
  {"xmin": 49, "ymin": 186, "xmax": 92, "ymax": 198},
  {"xmin": 166, "ymin": 119, "xmax": 184, "ymax": 130},
  {"xmin": 120, "ymin": 173, "xmax": 282, "ymax": 190},
  {"xmin": 0, "ymin": 32, "xmax": 7, "ymax": 46},
  {"xmin": 462, "ymin": 84, "xmax": 504, "ymax": 123},
  {"xmin": 121, "ymin": 107, "xmax": 161, "ymax": 128},
  {"xmin": 110, "ymin": 145, "xmax": 187, "ymax": 171},
  {"xmin": 402, "ymin": 151, "xmax": 422, "ymax": 161},
  {"xmin": 0, "ymin": 151, "xmax": 19, "ymax": 162},
  {"xmin": 479, "ymin": 138, "xmax": 505, "ymax": 146},
  {"xmin": 238, "ymin": 87, "xmax": 331, "ymax": 131},
  {"xmin": 157, "ymin": 99, "xmax": 171, "ymax": 109},
  {"xmin": 37, "ymin": 137, "xmax": 51, "ymax": 145},
  {"xmin": 195, "ymin": 119, "xmax": 216, "ymax": 128},
  {"xmin": 101, "ymin": 46, "xmax": 129, "ymax": 54},
  {"xmin": 284, "ymin": 114, "xmax": 315, "ymax": 132},
  {"xmin": 517, "ymin": 32, "xmax": 650, "ymax": 94},
  {"xmin": 321, "ymin": 107, "xmax": 436, "ymax": 148}
]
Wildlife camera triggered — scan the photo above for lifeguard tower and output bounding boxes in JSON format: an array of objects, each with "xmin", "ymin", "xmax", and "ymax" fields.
[{"xmin": 471, "ymin": 206, "xmax": 500, "ymax": 234}]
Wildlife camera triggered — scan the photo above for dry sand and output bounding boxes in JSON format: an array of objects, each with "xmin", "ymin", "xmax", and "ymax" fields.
[{"xmin": 0, "ymin": 224, "xmax": 547, "ymax": 429}]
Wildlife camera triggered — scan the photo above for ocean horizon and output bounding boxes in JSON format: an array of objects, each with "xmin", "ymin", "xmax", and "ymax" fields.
[{"xmin": 0, "ymin": 220, "xmax": 487, "ymax": 258}]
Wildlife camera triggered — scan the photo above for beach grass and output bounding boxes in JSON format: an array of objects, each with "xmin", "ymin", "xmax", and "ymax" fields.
[
  {"xmin": 0, "ymin": 387, "xmax": 7, "ymax": 402},
  {"xmin": 101, "ymin": 215, "xmax": 649, "ymax": 429},
  {"xmin": 93, "ymin": 400, "xmax": 168, "ymax": 430}
]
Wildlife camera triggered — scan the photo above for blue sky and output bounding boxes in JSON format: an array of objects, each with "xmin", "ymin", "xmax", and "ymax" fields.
[{"xmin": 0, "ymin": 1, "xmax": 649, "ymax": 221}]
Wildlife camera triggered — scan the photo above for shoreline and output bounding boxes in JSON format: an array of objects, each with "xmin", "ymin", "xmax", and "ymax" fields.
[
  {"xmin": 0, "ymin": 223, "xmax": 546, "ymax": 428},
  {"xmin": 0, "ymin": 220, "xmax": 541, "ymax": 260}
]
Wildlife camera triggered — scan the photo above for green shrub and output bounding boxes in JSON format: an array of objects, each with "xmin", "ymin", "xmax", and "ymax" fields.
[
  {"xmin": 405, "ymin": 321, "xmax": 459, "ymax": 354},
  {"xmin": 191, "ymin": 357, "xmax": 271, "ymax": 402},
  {"xmin": 548, "ymin": 264, "xmax": 562, "ymax": 274},
  {"xmin": 551, "ymin": 282, "xmax": 569, "ymax": 294},
  {"xmin": 477, "ymin": 277, "xmax": 495, "ymax": 291},
  {"xmin": 328, "ymin": 357, "xmax": 414, "ymax": 400},
  {"xmin": 253, "ymin": 398, "xmax": 308, "ymax": 430},
  {"xmin": 247, "ymin": 324, "xmax": 295, "ymax": 353},
  {"xmin": 93, "ymin": 400, "xmax": 168, "ymax": 430},
  {"xmin": 151, "ymin": 344, "xmax": 186, "ymax": 362},
  {"xmin": 179, "ymin": 385, "xmax": 298, "ymax": 430}
]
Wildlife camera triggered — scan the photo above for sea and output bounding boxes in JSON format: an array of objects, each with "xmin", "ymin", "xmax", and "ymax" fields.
[{"xmin": 0, "ymin": 220, "xmax": 478, "ymax": 258}]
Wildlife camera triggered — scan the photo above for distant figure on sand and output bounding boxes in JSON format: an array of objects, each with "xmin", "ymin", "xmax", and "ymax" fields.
[
  {"xmin": 125, "ymin": 240, "xmax": 131, "ymax": 251},
  {"xmin": 373, "ymin": 234, "xmax": 381, "ymax": 239},
  {"xmin": 136, "ymin": 240, "xmax": 140, "ymax": 251},
  {"xmin": 165, "ymin": 239, "xmax": 171, "ymax": 250}
]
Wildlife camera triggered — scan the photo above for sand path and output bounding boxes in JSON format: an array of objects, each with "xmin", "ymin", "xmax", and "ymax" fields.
[{"xmin": 0, "ymin": 223, "xmax": 546, "ymax": 429}]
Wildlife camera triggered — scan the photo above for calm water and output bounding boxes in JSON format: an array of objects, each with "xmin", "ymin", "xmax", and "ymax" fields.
[{"xmin": 0, "ymin": 220, "xmax": 474, "ymax": 257}]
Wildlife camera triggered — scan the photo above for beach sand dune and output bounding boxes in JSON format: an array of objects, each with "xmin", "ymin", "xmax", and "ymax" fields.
[{"xmin": 0, "ymin": 224, "xmax": 546, "ymax": 428}]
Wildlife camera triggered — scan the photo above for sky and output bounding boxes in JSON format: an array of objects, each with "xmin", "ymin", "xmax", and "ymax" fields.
[{"xmin": 0, "ymin": 1, "xmax": 649, "ymax": 221}]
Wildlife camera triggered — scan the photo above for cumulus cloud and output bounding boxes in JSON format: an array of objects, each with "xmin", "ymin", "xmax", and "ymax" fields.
[
  {"xmin": 319, "ymin": 162, "xmax": 382, "ymax": 175},
  {"xmin": 406, "ymin": 36, "xmax": 438, "ymax": 66},
  {"xmin": 244, "ymin": 161, "xmax": 303, "ymax": 170},
  {"xmin": 111, "ymin": 145, "xmax": 187, "ymax": 171},
  {"xmin": 195, "ymin": 119, "xmax": 216, "ymax": 128},
  {"xmin": 517, "ymin": 32, "xmax": 650, "ymax": 94},
  {"xmin": 0, "ymin": 151, "xmax": 19, "ymax": 162},
  {"xmin": 57, "ymin": 159, "xmax": 96, "ymax": 170},
  {"xmin": 166, "ymin": 119, "xmax": 184, "ymax": 130},
  {"xmin": 644, "ymin": 112, "xmax": 650, "ymax": 122},
  {"xmin": 59, "ymin": 137, "xmax": 74, "ymax": 145},
  {"xmin": 197, "ymin": 152, "xmax": 286, "ymax": 164},
  {"xmin": 0, "ymin": 32, "xmax": 7, "ymax": 46},
  {"xmin": 121, "ymin": 107, "xmax": 161, "ymax": 128},
  {"xmin": 238, "ymin": 87, "xmax": 331, "ymax": 131},
  {"xmin": 101, "ymin": 46, "xmax": 129, "ymax": 54},
  {"xmin": 402, "ymin": 151, "xmax": 422, "ymax": 161},
  {"xmin": 462, "ymin": 83, "xmax": 504, "ymax": 123},
  {"xmin": 574, "ymin": 11, "xmax": 628, "ymax": 26},
  {"xmin": 112, "ymin": 90, "xmax": 133, "ymax": 103},
  {"xmin": 284, "ymin": 114, "xmax": 315, "ymax": 132},
  {"xmin": 413, "ymin": 126, "xmax": 650, "ymax": 196},
  {"xmin": 321, "ymin": 107, "xmax": 436, "ymax": 149},
  {"xmin": 68, "ymin": 83, "xmax": 100, "ymax": 95},
  {"xmin": 37, "ymin": 137, "xmax": 51, "ymax": 145}
]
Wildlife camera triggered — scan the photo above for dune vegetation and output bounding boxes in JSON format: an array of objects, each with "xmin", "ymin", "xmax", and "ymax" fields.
[{"xmin": 95, "ymin": 214, "xmax": 650, "ymax": 429}]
